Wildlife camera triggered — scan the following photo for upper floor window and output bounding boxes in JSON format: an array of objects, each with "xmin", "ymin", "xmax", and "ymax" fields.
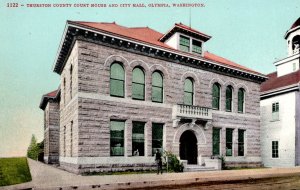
[
  {"xmin": 179, "ymin": 35, "xmax": 190, "ymax": 52},
  {"xmin": 63, "ymin": 78, "xmax": 66, "ymax": 104},
  {"xmin": 272, "ymin": 102, "xmax": 279, "ymax": 121},
  {"xmin": 212, "ymin": 83, "xmax": 220, "ymax": 110},
  {"xmin": 152, "ymin": 71, "xmax": 163, "ymax": 103},
  {"xmin": 70, "ymin": 65, "xmax": 73, "ymax": 99},
  {"xmin": 192, "ymin": 40, "xmax": 202, "ymax": 55},
  {"xmin": 238, "ymin": 88, "xmax": 245, "ymax": 113},
  {"xmin": 226, "ymin": 86, "xmax": 233, "ymax": 112},
  {"xmin": 110, "ymin": 63, "xmax": 125, "ymax": 97},
  {"xmin": 183, "ymin": 78, "xmax": 194, "ymax": 105},
  {"xmin": 132, "ymin": 67, "xmax": 145, "ymax": 100}
]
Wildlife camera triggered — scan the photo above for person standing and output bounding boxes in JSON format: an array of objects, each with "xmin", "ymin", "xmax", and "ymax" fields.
[{"xmin": 155, "ymin": 149, "xmax": 162, "ymax": 174}]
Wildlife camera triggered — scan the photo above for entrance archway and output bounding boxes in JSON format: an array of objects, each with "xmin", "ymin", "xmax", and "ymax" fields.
[{"xmin": 179, "ymin": 130, "xmax": 198, "ymax": 164}]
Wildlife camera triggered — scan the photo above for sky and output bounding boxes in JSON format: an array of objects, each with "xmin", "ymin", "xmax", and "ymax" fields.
[{"xmin": 0, "ymin": 0, "xmax": 299, "ymax": 157}]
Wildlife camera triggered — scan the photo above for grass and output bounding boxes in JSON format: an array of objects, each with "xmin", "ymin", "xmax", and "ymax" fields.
[{"xmin": 0, "ymin": 157, "xmax": 32, "ymax": 186}]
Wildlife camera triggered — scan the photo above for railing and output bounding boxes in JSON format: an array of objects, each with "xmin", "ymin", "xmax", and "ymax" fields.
[{"xmin": 173, "ymin": 104, "xmax": 212, "ymax": 120}]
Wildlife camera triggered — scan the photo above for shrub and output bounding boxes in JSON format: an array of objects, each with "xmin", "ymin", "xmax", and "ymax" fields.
[{"xmin": 163, "ymin": 151, "xmax": 184, "ymax": 172}]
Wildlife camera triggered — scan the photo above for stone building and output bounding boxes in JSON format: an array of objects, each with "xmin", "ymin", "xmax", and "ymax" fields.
[
  {"xmin": 40, "ymin": 21, "xmax": 266, "ymax": 174},
  {"xmin": 261, "ymin": 17, "xmax": 300, "ymax": 167}
]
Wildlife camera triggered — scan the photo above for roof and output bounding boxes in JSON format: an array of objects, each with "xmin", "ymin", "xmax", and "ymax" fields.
[
  {"xmin": 39, "ymin": 90, "xmax": 59, "ymax": 110},
  {"xmin": 68, "ymin": 21, "xmax": 261, "ymax": 75},
  {"xmin": 160, "ymin": 22, "xmax": 211, "ymax": 42},
  {"xmin": 290, "ymin": 17, "xmax": 300, "ymax": 30},
  {"xmin": 260, "ymin": 70, "xmax": 300, "ymax": 93}
]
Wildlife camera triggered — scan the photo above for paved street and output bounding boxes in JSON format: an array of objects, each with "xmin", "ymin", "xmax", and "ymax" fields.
[{"xmin": 2, "ymin": 159, "xmax": 300, "ymax": 189}]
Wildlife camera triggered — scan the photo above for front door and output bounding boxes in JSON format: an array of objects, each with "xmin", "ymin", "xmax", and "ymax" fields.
[{"xmin": 179, "ymin": 130, "xmax": 198, "ymax": 164}]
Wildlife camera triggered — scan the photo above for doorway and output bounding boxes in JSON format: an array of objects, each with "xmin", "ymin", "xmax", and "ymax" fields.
[{"xmin": 179, "ymin": 130, "xmax": 198, "ymax": 164}]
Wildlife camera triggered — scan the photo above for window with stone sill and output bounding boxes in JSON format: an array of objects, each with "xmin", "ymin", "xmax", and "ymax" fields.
[
  {"xmin": 212, "ymin": 128, "xmax": 221, "ymax": 156},
  {"xmin": 183, "ymin": 78, "xmax": 194, "ymax": 105},
  {"xmin": 226, "ymin": 86, "xmax": 233, "ymax": 112},
  {"xmin": 110, "ymin": 62, "xmax": 125, "ymax": 98},
  {"xmin": 132, "ymin": 122, "xmax": 145, "ymax": 156},
  {"xmin": 238, "ymin": 88, "xmax": 245, "ymax": 113},
  {"xmin": 110, "ymin": 120, "xmax": 125, "ymax": 156},
  {"xmin": 212, "ymin": 83, "xmax": 221, "ymax": 110},
  {"xmin": 226, "ymin": 128, "xmax": 233, "ymax": 156},
  {"xmin": 152, "ymin": 71, "xmax": 163, "ymax": 103},
  {"xmin": 132, "ymin": 67, "xmax": 145, "ymax": 100},
  {"xmin": 152, "ymin": 123, "xmax": 163, "ymax": 155}
]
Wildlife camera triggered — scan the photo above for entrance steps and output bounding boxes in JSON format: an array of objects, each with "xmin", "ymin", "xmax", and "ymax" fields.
[{"xmin": 184, "ymin": 164, "xmax": 217, "ymax": 172}]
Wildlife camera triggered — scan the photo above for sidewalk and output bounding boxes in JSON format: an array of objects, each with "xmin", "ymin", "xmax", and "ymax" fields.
[{"xmin": 2, "ymin": 159, "xmax": 300, "ymax": 190}]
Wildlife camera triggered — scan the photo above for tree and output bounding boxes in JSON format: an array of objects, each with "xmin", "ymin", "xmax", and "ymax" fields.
[{"xmin": 27, "ymin": 135, "xmax": 39, "ymax": 160}]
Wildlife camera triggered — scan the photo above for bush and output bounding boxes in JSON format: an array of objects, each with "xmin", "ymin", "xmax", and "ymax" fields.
[{"xmin": 163, "ymin": 151, "xmax": 184, "ymax": 172}]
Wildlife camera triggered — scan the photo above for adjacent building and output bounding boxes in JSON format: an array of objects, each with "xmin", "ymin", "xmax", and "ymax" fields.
[
  {"xmin": 261, "ymin": 17, "xmax": 300, "ymax": 167},
  {"xmin": 40, "ymin": 20, "xmax": 266, "ymax": 174}
]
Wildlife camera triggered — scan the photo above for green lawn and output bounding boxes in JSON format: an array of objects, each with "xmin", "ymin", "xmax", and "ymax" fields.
[{"xmin": 0, "ymin": 157, "xmax": 32, "ymax": 186}]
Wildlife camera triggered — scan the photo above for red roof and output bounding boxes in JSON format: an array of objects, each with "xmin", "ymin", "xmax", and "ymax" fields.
[
  {"xmin": 175, "ymin": 23, "xmax": 211, "ymax": 39},
  {"xmin": 290, "ymin": 17, "xmax": 300, "ymax": 30},
  {"xmin": 44, "ymin": 90, "xmax": 58, "ymax": 97},
  {"xmin": 39, "ymin": 89, "xmax": 59, "ymax": 110},
  {"xmin": 261, "ymin": 70, "xmax": 300, "ymax": 92},
  {"xmin": 69, "ymin": 21, "xmax": 261, "ymax": 75}
]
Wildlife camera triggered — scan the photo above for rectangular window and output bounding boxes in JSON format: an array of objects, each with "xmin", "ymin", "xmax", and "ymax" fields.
[
  {"xmin": 238, "ymin": 129, "xmax": 245, "ymax": 156},
  {"xmin": 132, "ymin": 122, "xmax": 145, "ymax": 156},
  {"xmin": 110, "ymin": 120, "xmax": 125, "ymax": 156},
  {"xmin": 226, "ymin": 128, "xmax": 233, "ymax": 156},
  {"xmin": 179, "ymin": 35, "xmax": 190, "ymax": 52},
  {"xmin": 152, "ymin": 123, "xmax": 163, "ymax": 155},
  {"xmin": 272, "ymin": 102, "xmax": 279, "ymax": 121},
  {"xmin": 192, "ymin": 40, "xmax": 202, "ymax": 54},
  {"xmin": 272, "ymin": 141, "xmax": 279, "ymax": 158},
  {"xmin": 212, "ymin": 128, "xmax": 220, "ymax": 155}
]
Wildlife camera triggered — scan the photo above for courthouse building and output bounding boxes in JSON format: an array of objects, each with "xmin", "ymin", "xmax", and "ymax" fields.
[
  {"xmin": 40, "ymin": 20, "xmax": 266, "ymax": 173},
  {"xmin": 261, "ymin": 17, "xmax": 300, "ymax": 167}
]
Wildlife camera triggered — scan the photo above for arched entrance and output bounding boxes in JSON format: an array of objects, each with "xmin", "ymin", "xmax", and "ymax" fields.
[{"xmin": 179, "ymin": 130, "xmax": 198, "ymax": 164}]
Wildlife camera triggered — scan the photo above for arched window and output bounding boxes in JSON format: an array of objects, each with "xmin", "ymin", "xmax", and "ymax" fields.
[
  {"xmin": 152, "ymin": 71, "xmax": 163, "ymax": 103},
  {"xmin": 132, "ymin": 67, "xmax": 145, "ymax": 100},
  {"xmin": 238, "ymin": 88, "xmax": 245, "ymax": 113},
  {"xmin": 212, "ymin": 83, "xmax": 220, "ymax": 110},
  {"xmin": 226, "ymin": 86, "xmax": 233, "ymax": 112},
  {"xmin": 184, "ymin": 78, "xmax": 194, "ymax": 105},
  {"xmin": 110, "ymin": 62, "xmax": 125, "ymax": 97}
]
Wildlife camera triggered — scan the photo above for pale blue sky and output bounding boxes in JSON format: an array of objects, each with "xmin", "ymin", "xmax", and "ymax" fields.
[{"xmin": 0, "ymin": 0, "xmax": 299, "ymax": 157}]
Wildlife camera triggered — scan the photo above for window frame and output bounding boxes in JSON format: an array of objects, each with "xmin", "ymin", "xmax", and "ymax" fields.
[
  {"xmin": 272, "ymin": 141, "xmax": 279, "ymax": 158},
  {"xmin": 151, "ymin": 71, "xmax": 164, "ymax": 103},
  {"xmin": 132, "ymin": 121, "xmax": 145, "ymax": 156},
  {"xmin": 183, "ymin": 78, "xmax": 194, "ymax": 105},
  {"xmin": 132, "ymin": 67, "xmax": 145, "ymax": 100},
  {"xmin": 152, "ymin": 123, "xmax": 164, "ymax": 155},
  {"xmin": 238, "ymin": 88, "xmax": 245, "ymax": 113},
  {"xmin": 110, "ymin": 120, "xmax": 125, "ymax": 156},
  {"xmin": 212, "ymin": 83, "xmax": 221, "ymax": 110},
  {"xmin": 212, "ymin": 128, "xmax": 221, "ymax": 156},
  {"xmin": 225, "ymin": 86, "xmax": 233, "ymax": 112},
  {"xmin": 226, "ymin": 128, "xmax": 234, "ymax": 156},
  {"xmin": 238, "ymin": 129, "xmax": 245, "ymax": 156},
  {"xmin": 110, "ymin": 62, "xmax": 125, "ymax": 98},
  {"xmin": 179, "ymin": 35, "xmax": 190, "ymax": 52},
  {"xmin": 272, "ymin": 102, "xmax": 279, "ymax": 121},
  {"xmin": 192, "ymin": 40, "xmax": 202, "ymax": 55}
]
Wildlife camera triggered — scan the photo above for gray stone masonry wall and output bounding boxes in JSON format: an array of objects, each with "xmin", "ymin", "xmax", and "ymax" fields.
[
  {"xmin": 44, "ymin": 101, "xmax": 60, "ymax": 164},
  {"xmin": 59, "ymin": 40, "xmax": 261, "ymax": 173}
]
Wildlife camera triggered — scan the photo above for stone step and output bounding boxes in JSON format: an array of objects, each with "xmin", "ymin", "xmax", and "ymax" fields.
[{"xmin": 184, "ymin": 165, "xmax": 217, "ymax": 172}]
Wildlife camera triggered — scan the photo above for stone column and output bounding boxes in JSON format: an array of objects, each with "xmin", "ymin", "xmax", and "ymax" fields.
[
  {"xmin": 144, "ymin": 121, "xmax": 152, "ymax": 156},
  {"xmin": 125, "ymin": 120, "xmax": 132, "ymax": 157}
]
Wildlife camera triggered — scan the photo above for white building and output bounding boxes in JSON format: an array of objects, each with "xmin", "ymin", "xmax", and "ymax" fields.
[{"xmin": 260, "ymin": 17, "xmax": 300, "ymax": 167}]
